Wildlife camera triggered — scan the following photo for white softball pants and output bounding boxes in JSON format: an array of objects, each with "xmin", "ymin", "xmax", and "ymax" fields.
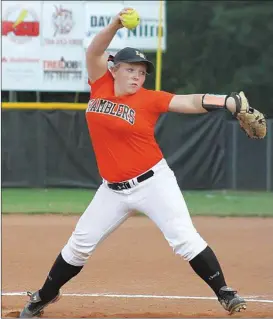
[{"xmin": 62, "ymin": 159, "xmax": 207, "ymax": 266}]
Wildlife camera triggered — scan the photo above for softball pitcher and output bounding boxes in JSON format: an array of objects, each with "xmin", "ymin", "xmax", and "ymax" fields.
[{"xmin": 19, "ymin": 8, "xmax": 255, "ymax": 318}]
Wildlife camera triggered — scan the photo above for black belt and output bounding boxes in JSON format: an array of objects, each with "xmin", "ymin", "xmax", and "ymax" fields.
[{"xmin": 108, "ymin": 170, "xmax": 154, "ymax": 191}]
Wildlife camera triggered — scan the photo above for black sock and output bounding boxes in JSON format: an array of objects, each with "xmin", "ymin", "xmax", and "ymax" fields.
[
  {"xmin": 39, "ymin": 253, "xmax": 83, "ymax": 302},
  {"xmin": 189, "ymin": 246, "xmax": 226, "ymax": 296}
]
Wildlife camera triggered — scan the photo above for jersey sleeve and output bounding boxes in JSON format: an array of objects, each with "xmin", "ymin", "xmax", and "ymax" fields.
[
  {"xmin": 88, "ymin": 70, "xmax": 113, "ymax": 95},
  {"xmin": 151, "ymin": 90, "xmax": 175, "ymax": 113}
]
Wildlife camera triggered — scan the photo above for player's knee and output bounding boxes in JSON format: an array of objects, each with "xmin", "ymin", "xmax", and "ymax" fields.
[
  {"xmin": 71, "ymin": 239, "xmax": 95, "ymax": 264},
  {"xmin": 62, "ymin": 234, "xmax": 97, "ymax": 266},
  {"xmin": 172, "ymin": 233, "xmax": 207, "ymax": 261},
  {"xmin": 163, "ymin": 218, "xmax": 207, "ymax": 261}
]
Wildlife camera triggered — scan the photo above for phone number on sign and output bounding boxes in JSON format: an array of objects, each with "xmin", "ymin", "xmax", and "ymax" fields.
[
  {"xmin": 44, "ymin": 39, "xmax": 83, "ymax": 45},
  {"xmin": 43, "ymin": 71, "xmax": 82, "ymax": 80}
]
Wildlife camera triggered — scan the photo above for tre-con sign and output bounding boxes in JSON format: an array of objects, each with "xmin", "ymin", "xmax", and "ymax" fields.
[
  {"xmin": 43, "ymin": 57, "xmax": 82, "ymax": 81},
  {"xmin": 2, "ymin": 5, "xmax": 40, "ymax": 44}
]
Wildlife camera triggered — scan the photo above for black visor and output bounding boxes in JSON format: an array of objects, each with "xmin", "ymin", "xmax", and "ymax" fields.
[{"xmin": 113, "ymin": 47, "xmax": 154, "ymax": 74}]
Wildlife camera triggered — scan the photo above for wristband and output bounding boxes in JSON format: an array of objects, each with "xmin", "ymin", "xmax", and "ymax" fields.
[{"xmin": 202, "ymin": 94, "xmax": 228, "ymax": 112}]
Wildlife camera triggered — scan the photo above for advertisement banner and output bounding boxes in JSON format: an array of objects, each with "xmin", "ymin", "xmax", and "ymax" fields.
[
  {"xmin": 41, "ymin": 47, "xmax": 85, "ymax": 92},
  {"xmin": 2, "ymin": 1, "xmax": 42, "ymax": 90},
  {"xmin": 84, "ymin": 1, "xmax": 127, "ymax": 49},
  {"xmin": 84, "ymin": 1, "xmax": 166, "ymax": 51},
  {"xmin": 41, "ymin": 1, "xmax": 84, "ymax": 47},
  {"xmin": 40, "ymin": 1, "xmax": 85, "ymax": 91},
  {"xmin": 2, "ymin": 1, "xmax": 166, "ymax": 92},
  {"xmin": 124, "ymin": 1, "xmax": 166, "ymax": 51}
]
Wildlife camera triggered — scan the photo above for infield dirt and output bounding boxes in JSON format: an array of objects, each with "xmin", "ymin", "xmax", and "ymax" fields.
[{"xmin": 2, "ymin": 215, "xmax": 273, "ymax": 318}]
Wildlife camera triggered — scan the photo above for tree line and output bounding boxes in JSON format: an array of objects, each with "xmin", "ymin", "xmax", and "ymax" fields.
[{"xmin": 145, "ymin": 1, "xmax": 273, "ymax": 117}]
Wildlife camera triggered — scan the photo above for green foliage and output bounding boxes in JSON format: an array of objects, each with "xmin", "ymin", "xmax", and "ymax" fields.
[{"xmin": 146, "ymin": 1, "xmax": 273, "ymax": 117}]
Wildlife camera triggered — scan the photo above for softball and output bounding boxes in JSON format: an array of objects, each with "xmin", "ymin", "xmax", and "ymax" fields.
[{"xmin": 121, "ymin": 9, "xmax": 140, "ymax": 29}]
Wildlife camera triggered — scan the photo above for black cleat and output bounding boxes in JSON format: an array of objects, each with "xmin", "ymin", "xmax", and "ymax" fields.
[
  {"xmin": 218, "ymin": 286, "xmax": 247, "ymax": 314},
  {"xmin": 19, "ymin": 290, "xmax": 61, "ymax": 318}
]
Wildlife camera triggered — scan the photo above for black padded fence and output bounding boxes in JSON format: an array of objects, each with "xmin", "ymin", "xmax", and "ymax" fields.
[{"xmin": 2, "ymin": 109, "xmax": 272, "ymax": 190}]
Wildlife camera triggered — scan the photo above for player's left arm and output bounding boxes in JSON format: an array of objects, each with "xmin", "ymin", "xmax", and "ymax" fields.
[
  {"xmin": 168, "ymin": 94, "xmax": 238, "ymax": 114},
  {"xmin": 168, "ymin": 92, "xmax": 267, "ymax": 139}
]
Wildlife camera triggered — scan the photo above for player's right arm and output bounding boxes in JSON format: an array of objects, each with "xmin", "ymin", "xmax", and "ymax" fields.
[{"xmin": 86, "ymin": 9, "xmax": 129, "ymax": 82}]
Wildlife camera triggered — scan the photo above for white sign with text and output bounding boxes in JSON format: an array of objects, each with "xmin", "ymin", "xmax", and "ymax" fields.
[
  {"xmin": 42, "ymin": 1, "xmax": 84, "ymax": 47},
  {"xmin": 2, "ymin": 1, "xmax": 42, "ymax": 90},
  {"xmin": 2, "ymin": 1, "xmax": 166, "ymax": 91}
]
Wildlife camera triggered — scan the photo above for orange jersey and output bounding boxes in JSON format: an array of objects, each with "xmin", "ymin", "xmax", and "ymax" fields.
[{"xmin": 86, "ymin": 70, "xmax": 174, "ymax": 182}]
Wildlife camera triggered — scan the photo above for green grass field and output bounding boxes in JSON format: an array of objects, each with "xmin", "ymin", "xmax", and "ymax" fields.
[{"xmin": 1, "ymin": 188, "xmax": 273, "ymax": 217}]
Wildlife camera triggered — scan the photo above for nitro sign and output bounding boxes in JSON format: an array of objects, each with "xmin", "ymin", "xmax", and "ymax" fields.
[
  {"xmin": 128, "ymin": 19, "xmax": 164, "ymax": 38},
  {"xmin": 123, "ymin": 1, "xmax": 166, "ymax": 50},
  {"xmin": 84, "ymin": 1, "xmax": 166, "ymax": 51},
  {"xmin": 84, "ymin": 1, "xmax": 126, "ymax": 49}
]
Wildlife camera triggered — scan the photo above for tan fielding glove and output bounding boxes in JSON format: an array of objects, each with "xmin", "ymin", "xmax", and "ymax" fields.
[{"xmin": 229, "ymin": 91, "xmax": 267, "ymax": 139}]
